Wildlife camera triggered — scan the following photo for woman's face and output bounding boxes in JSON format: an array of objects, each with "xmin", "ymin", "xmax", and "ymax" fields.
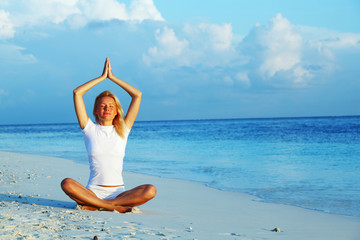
[{"xmin": 94, "ymin": 96, "xmax": 118, "ymax": 123}]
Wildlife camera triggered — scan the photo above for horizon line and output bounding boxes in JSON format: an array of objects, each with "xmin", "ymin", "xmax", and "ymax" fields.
[{"xmin": 1, "ymin": 114, "xmax": 359, "ymax": 126}]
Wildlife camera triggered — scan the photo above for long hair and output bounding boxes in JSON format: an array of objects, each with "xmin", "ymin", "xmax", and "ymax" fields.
[{"xmin": 93, "ymin": 90, "xmax": 127, "ymax": 138}]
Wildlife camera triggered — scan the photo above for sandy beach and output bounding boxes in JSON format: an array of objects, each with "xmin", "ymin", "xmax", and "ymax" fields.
[{"xmin": 0, "ymin": 151, "xmax": 359, "ymax": 239}]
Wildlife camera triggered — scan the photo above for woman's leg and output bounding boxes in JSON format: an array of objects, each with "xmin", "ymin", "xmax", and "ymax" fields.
[
  {"xmin": 107, "ymin": 184, "xmax": 157, "ymax": 207},
  {"xmin": 60, "ymin": 178, "xmax": 132, "ymax": 213}
]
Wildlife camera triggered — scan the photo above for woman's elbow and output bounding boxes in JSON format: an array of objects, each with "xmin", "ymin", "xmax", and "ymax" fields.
[
  {"xmin": 137, "ymin": 91, "xmax": 142, "ymax": 98},
  {"xmin": 73, "ymin": 88, "xmax": 83, "ymax": 97},
  {"xmin": 133, "ymin": 90, "xmax": 142, "ymax": 99}
]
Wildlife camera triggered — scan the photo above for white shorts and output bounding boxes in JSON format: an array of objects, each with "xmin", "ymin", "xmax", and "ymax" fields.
[{"xmin": 87, "ymin": 185, "xmax": 126, "ymax": 200}]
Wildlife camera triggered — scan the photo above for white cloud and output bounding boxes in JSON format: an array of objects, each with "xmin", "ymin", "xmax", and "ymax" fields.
[
  {"xmin": 1, "ymin": 0, "xmax": 164, "ymax": 35},
  {"xmin": 240, "ymin": 13, "xmax": 315, "ymax": 88},
  {"xmin": 129, "ymin": 0, "xmax": 164, "ymax": 22},
  {"xmin": 0, "ymin": 44, "xmax": 37, "ymax": 64},
  {"xmin": 223, "ymin": 76, "xmax": 233, "ymax": 85},
  {"xmin": 258, "ymin": 14, "xmax": 304, "ymax": 78},
  {"xmin": 246, "ymin": 14, "xmax": 360, "ymax": 88},
  {"xmin": 235, "ymin": 72, "xmax": 251, "ymax": 88},
  {"xmin": 78, "ymin": 0, "xmax": 128, "ymax": 22},
  {"xmin": 298, "ymin": 26, "xmax": 360, "ymax": 49},
  {"xmin": 9, "ymin": 0, "xmax": 81, "ymax": 27},
  {"xmin": 144, "ymin": 23, "xmax": 240, "ymax": 67},
  {"xmin": 144, "ymin": 14, "xmax": 313, "ymax": 87},
  {"xmin": 325, "ymin": 34, "xmax": 360, "ymax": 49},
  {"xmin": 66, "ymin": 0, "xmax": 163, "ymax": 27},
  {"xmin": 223, "ymin": 72, "xmax": 251, "ymax": 87},
  {"xmin": 182, "ymin": 23, "xmax": 241, "ymax": 66},
  {"xmin": 0, "ymin": 10, "xmax": 15, "ymax": 39},
  {"xmin": 144, "ymin": 13, "xmax": 359, "ymax": 90},
  {"xmin": 183, "ymin": 23, "xmax": 234, "ymax": 51},
  {"xmin": 143, "ymin": 26, "xmax": 189, "ymax": 66},
  {"xmin": 79, "ymin": 0, "xmax": 164, "ymax": 23},
  {"xmin": 241, "ymin": 14, "xmax": 359, "ymax": 88}
]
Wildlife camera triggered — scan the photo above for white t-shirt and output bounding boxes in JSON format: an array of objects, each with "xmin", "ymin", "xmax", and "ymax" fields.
[{"xmin": 82, "ymin": 119, "xmax": 130, "ymax": 187}]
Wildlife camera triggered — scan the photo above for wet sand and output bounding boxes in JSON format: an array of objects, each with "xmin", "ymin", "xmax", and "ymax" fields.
[{"xmin": 0, "ymin": 151, "xmax": 359, "ymax": 239}]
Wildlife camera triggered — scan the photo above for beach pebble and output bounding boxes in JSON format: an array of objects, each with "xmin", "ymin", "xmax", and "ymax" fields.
[
  {"xmin": 39, "ymin": 222, "xmax": 47, "ymax": 228},
  {"xmin": 131, "ymin": 207, "xmax": 142, "ymax": 213}
]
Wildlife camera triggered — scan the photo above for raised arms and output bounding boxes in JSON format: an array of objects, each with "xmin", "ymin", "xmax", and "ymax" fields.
[{"xmin": 73, "ymin": 58, "xmax": 141, "ymax": 129}]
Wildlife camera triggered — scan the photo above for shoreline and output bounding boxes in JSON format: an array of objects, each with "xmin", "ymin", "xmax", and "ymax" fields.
[
  {"xmin": 4, "ymin": 148, "xmax": 359, "ymax": 220},
  {"xmin": 125, "ymin": 170, "xmax": 360, "ymax": 221},
  {"xmin": 1, "ymin": 151, "xmax": 359, "ymax": 239}
]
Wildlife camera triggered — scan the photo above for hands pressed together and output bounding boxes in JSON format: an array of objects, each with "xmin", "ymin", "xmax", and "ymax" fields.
[{"xmin": 101, "ymin": 57, "xmax": 115, "ymax": 80}]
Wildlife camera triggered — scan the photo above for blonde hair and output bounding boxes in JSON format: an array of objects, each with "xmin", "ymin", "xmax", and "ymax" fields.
[{"xmin": 93, "ymin": 90, "xmax": 127, "ymax": 138}]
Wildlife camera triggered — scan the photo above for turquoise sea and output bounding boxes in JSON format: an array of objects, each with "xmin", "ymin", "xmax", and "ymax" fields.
[{"xmin": 0, "ymin": 116, "xmax": 359, "ymax": 218}]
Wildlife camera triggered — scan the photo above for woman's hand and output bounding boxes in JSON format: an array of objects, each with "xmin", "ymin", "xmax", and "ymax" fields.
[
  {"xmin": 107, "ymin": 58, "xmax": 115, "ymax": 80},
  {"xmin": 102, "ymin": 57, "xmax": 109, "ymax": 79}
]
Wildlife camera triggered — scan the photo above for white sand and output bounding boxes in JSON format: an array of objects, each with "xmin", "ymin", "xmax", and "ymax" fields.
[{"xmin": 0, "ymin": 151, "xmax": 359, "ymax": 240}]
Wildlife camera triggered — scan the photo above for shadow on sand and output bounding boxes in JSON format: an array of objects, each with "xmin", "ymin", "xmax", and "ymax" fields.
[{"xmin": 0, "ymin": 193, "xmax": 76, "ymax": 209}]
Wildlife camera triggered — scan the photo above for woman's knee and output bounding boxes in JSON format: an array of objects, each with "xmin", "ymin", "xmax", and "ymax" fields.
[
  {"xmin": 144, "ymin": 184, "xmax": 157, "ymax": 199},
  {"xmin": 61, "ymin": 178, "xmax": 76, "ymax": 191}
]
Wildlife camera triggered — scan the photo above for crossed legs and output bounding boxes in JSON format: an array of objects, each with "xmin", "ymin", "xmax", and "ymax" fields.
[{"xmin": 61, "ymin": 178, "xmax": 156, "ymax": 213}]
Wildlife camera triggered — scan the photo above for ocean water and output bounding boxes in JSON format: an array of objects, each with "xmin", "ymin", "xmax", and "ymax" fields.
[{"xmin": 0, "ymin": 116, "xmax": 359, "ymax": 218}]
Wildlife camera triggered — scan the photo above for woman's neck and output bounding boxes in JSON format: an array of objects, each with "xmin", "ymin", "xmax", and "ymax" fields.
[{"xmin": 98, "ymin": 119, "xmax": 113, "ymax": 126}]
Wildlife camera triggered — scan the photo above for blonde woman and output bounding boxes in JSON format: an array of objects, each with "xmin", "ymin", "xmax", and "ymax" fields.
[{"xmin": 61, "ymin": 58, "xmax": 156, "ymax": 213}]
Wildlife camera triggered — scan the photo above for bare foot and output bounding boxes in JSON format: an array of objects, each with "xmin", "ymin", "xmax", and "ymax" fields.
[
  {"xmin": 81, "ymin": 205, "xmax": 99, "ymax": 211},
  {"xmin": 77, "ymin": 204, "xmax": 131, "ymax": 213},
  {"xmin": 114, "ymin": 206, "xmax": 133, "ymax": 213}
]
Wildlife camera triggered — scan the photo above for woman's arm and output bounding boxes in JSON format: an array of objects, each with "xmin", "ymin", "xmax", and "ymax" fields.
[
  {"xmin": 107, "ymin": 59, "xmax": 142, "ymax": 129},
  {"xmin": 73, "ymin": 59, "xmax": 108, "ymax": 129}
]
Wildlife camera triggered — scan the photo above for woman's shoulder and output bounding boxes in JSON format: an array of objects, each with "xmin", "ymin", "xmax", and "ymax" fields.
[{"xmin": 82, "ymin": 118, "xmax": 95, "ymax": 133}]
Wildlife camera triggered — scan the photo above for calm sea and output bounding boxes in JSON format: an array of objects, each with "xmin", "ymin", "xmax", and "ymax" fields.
[{"xmin": 0, "ymin": 116, "xmax": 359, "ymax": 218}]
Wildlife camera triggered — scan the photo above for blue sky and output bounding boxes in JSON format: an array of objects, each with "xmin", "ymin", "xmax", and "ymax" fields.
[{"xmin": 0, "ymin": 0, "xmax": 359, "ymax": 124}]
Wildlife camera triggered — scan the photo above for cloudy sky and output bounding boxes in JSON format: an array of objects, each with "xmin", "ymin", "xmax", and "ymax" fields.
[{"xmin": 0, "ymin": 0, "xmax": 359, "ymax": 124}]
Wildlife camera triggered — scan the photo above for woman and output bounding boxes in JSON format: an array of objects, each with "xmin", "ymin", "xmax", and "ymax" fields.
[{"xmin": 61, "ymin": 58, "xmax": 156, "ymax": 213}]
